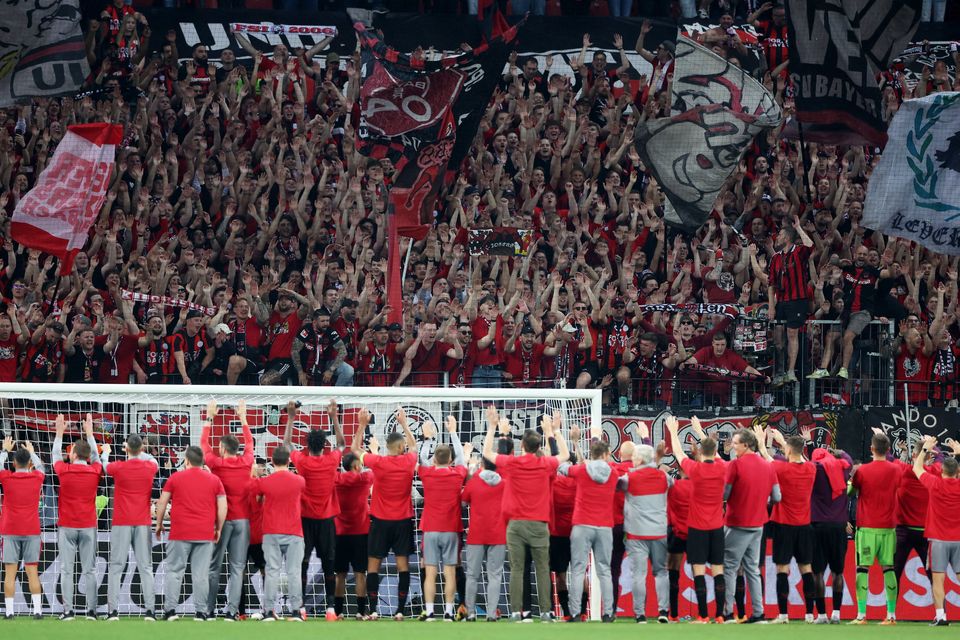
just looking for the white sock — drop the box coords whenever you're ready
[5,597,13,615]
[445,603,454,615]
[31,594,41,615]
[937,608,946,620]
[425,603,434,615]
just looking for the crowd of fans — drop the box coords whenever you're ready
[0,2,958,411]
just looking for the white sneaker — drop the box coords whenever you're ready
[814,614,828,624]
[830,613,841,624]
[771,614,789,624]
[805,614,814,624]
[250,612,264,621]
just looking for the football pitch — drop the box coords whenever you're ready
[1,618,950,638]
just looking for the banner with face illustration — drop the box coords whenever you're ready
[635,36,781,231]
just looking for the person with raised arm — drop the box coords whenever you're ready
[105,433,158,621]
[0,436,45,619]
[284,398,346,620]
[913,435,960,626]
[52,413,105,621]
[255,444,307,622]
[563,419,619,623]
[200,400,254,621]
[667,415,727,623]
[351,407,417,620]
[483,407,568,622]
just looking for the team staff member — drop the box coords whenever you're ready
[0,437,45,619]
[723,428,780,623]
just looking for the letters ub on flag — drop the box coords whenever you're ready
[11,123,123,274]
[0,0,89,106]
[863,93,960,253]
[784,0,921,146]
[636,36,781,231]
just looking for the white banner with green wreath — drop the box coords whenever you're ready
[864,92,960,253]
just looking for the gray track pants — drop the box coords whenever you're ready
[206,519,249,615]
[723,527,764,618]
[569,525,614,618]
[164,540,213,613]
[59,527,98,612]
[465,544,505,617]
[108,525,155,613]
[625,537,669,616]
[263,534,305,613]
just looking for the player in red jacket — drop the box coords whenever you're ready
[914,435,960,626]
[462,445,506,621]
[255,445,308,622]
[0,437,45,619]
[416,416,467,621]
[351,407,417,620]
[283,399,345,620]
[334,452,373,619]
[52,413,105,620]
[105,433,159,620]
[200,400,254,621]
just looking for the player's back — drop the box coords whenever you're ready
[853,459,901,528]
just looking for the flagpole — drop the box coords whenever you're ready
[796,118,813,205]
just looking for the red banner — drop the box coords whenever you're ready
[10,123,123,274]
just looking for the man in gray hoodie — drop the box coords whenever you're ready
[620,443,671,623]
[461,450,506,621]
[561,425,620,623]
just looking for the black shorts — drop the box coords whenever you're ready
[248,543,266,571]
[667,527,687,555]
[550,535,571,572]
[368,517,414,559]
[778,299,810,330]
[574,362,599,383]
[335,534,369,573]
[772,523,814,566]
[303,517,337,571]
[687,527,724,566]
[264,358,295,383]
[812,522,848,574]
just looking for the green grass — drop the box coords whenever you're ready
[1,618,950,639]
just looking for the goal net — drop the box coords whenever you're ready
[0,384,600,619]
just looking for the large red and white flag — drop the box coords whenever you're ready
[11,123,123,275]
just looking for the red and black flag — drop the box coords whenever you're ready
[355,15,521,320]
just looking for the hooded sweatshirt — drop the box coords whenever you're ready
[462,469,506,545]
[620,462,671,539]
[562,459,619,528]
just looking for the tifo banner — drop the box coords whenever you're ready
[468,227,533,256]
[847,406,960,461]
[10,123,123,275]
[229,22,338,37]
[599,410,836,464]
[0,0,89,106]
[863,93,960,253]
[142,9,356,65]
[784,0,922,146]
[637,36,781,231]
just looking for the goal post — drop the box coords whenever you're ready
[0,383,603,619]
